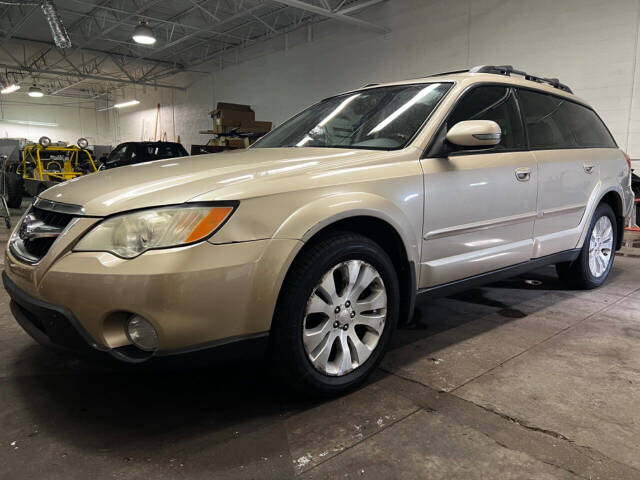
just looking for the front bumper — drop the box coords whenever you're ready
[4,237,302,361]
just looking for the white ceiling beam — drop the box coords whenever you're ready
[271,0,387,33]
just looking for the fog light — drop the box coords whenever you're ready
[125,315,158,351]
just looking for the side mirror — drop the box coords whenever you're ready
[445,120,501,147]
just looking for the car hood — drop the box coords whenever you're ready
[40,147,395,216]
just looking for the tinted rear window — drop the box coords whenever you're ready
[517,90,616,149]
[561,101,617,148]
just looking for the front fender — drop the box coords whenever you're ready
[272,191,422,267]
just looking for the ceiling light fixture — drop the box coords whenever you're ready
[28,85,44,98]
[132,21,156,45]
[1,84,20,94]
[114,100,140,108]
[5,119,58,127]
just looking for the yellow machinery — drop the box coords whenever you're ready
[18,136,97,199]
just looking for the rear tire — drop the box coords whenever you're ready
[270,232,399,397]
[556,203,616,289]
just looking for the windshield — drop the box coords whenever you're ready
[252,82,451,150]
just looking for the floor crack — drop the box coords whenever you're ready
[470,402,573,443]
[379,369,640,478]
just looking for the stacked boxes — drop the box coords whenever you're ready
[200,102,272,135]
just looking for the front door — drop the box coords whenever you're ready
[419,86,538,288]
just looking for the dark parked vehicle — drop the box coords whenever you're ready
[101,141,188,169]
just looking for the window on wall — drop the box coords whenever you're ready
[517,89,616,149]
[447,86,525,149]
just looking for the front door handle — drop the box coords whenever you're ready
[584,163,594,174]
[515,167,531,182]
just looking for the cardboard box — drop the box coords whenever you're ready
[226,138,250,149]
[250,121,272,134]
[210,103,255,129]
[209,103,272,135]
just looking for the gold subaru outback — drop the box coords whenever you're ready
[4,65,634,395]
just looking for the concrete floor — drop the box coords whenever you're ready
[1,205,640,479]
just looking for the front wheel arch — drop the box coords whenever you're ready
[276,215,415,328]
[269,231,400,395]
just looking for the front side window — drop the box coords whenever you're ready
[447,86,525,149]
[107,144,131,163]
[253,83,452,150]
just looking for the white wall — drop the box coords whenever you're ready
[0,93,115,147]
[113,72,213,151]
[115,0,640,158]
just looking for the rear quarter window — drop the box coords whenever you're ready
[517,89,616,149]
[561,102,617,148]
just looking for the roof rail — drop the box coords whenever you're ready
[427,69,469,77]
[469,64,573,94]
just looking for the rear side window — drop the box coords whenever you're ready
[517,90,575,148]
[561,102,616,148]
[447,86,525,149]
[517,90,616,149]
[145,144,185,160]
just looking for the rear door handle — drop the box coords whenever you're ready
[515,167,531,182]
[584,163,594,174]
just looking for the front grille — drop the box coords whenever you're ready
[21,206,75,260]
[32,206,75,229]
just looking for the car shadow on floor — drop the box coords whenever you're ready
[7,263,614,456]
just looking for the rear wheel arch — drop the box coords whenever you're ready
[598,190,624,250]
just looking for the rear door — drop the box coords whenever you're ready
[420,85,538,288]
[517,90,615,257]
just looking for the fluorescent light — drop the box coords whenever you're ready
[28,86,44,98]
[133,22,156,45]
[318,94,360,127]
[114,100,140,108]
[368,84,439,134]
[1,84,20,94]
[296,94,361,147]
[5,119,58,127]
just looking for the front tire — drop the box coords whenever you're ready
[270,232,399,397]
[556,203,616,289]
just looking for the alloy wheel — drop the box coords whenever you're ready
[588,215,614,278]
[302,260,387,376]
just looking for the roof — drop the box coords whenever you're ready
[355,67,588,106]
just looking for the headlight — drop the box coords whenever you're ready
[74,204,236,258]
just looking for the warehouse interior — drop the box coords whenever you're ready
[1,0,640,478]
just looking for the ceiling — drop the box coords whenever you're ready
[0,0,387,102]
